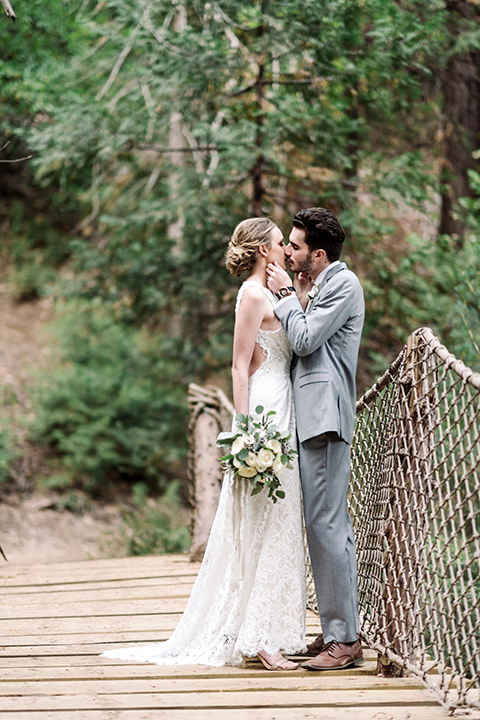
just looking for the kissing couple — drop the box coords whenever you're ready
[103,207,365,671]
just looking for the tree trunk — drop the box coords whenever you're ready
[168,7,187,253]
[439,0,480,242]
[252,61,265,217]
[251,8,266,217]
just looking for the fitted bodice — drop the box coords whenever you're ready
[235,281,293,380]
[235,281,295,437]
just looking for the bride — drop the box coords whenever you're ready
[102,217,307,670]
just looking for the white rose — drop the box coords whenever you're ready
[231,436,245,455]
[257,448,275,468]
[273,453,284,474]
[233,456,242,468]
[246,451,259,468]
[243,433,255,446]
[237,464,257,478]
[267,439,282,454]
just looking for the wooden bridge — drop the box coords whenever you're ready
[1,553,450,720]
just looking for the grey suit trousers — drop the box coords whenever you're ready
[299,432,359,643]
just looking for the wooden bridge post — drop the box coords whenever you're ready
[189,408,223,561]
[188,383,235,562]
[377,331,437,676]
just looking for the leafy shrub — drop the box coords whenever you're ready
[0,425,19,485]
[449,253,480,372]
[31,300,189,494]
[5,201,74,302]
[451,169,480,372]
[120,481,191,556]
[10,259,56,302]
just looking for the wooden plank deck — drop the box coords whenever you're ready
[0,554,450,720]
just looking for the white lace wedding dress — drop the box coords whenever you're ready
[102,282,306,666]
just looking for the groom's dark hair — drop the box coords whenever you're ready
[292,207,345,261]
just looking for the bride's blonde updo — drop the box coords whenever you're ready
[225,217,277,277]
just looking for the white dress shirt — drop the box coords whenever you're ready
[276,260,341,309]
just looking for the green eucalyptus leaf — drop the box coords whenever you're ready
[216,432,238,446]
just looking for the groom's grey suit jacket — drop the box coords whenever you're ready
[275,262,364,444]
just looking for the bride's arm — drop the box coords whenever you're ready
[231,286,267,416]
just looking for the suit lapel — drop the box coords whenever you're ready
[323,262,346,285]
[306,262,346,313]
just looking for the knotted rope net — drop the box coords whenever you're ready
[345,326,480,712]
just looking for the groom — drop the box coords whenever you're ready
[266,207,364,670]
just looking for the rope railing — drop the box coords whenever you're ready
[349,327,480,712]
[187,327,480,712]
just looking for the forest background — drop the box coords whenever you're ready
[1,0,479,556]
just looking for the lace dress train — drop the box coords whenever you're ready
[102,282,306,666]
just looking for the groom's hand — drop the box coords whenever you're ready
[295,272,314,310]
[266,261,293,294]
[296,272,313,295]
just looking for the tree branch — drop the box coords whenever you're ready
[107,78,139,112]
[1,0,16,21]
[211,3,257,32]
[0,155,33,163]
[140,77,156,141]
[202,110,226,188]
[137,142,251,153]
[0,140,32,163]
[96,26,140,101]
[182,126,205,177]
[142,4,191,56]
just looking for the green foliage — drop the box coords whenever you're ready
[0,424,19,485]
[0,4,89,286]
[448,169,480,371]
[31,301,188,494]
[387,230,480,373]
[10,258,56,302]
[13,0,451,384]
[0,1,88,132]
[450,270,480,373]
[425,538,479,680]
[1,0,479,498]
[121,481,191,555]
[40,472,76,492]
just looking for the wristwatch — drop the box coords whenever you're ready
[275,286,295,300]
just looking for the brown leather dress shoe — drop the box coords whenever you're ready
[302,639,364,671]
[295,633,325,657]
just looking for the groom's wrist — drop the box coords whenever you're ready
[274,286,295,300]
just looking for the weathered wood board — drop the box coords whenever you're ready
[0,554,449,720]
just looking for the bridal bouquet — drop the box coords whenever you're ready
[216,406,297,503]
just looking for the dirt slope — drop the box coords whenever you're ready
[0,294,122,565]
